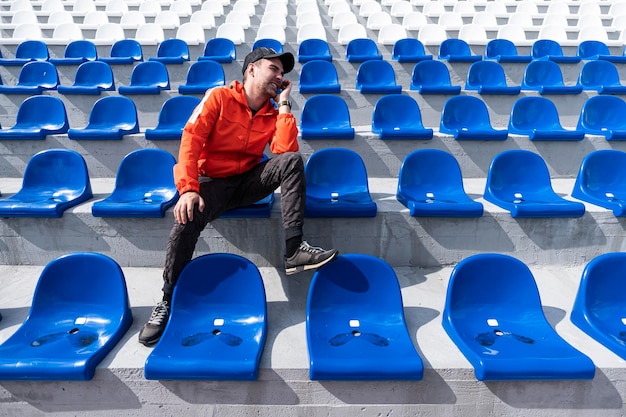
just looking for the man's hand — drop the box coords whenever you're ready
[174,191,205,224]
[275,79,292,103]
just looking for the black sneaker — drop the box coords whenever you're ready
[285,241,338,275]
[138,300,169,346]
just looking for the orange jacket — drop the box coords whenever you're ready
[174,81,299,194]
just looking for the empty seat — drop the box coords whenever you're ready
[148,38,190,64]
[68,96,139,140]
[397,149,483,217]
[176,22,206,45]
[178,60,225,95]
[216,23,246,45]
[58,60,115,95]
[145,95,200,140]
[577,95,626,140]
[0,96,69,139]
[144,253,267,380]
[92,149,178,217]
[0,252,132,380]
[402,11,428,31]
[366,11,392,30]
[438,38,482,62]
[118,61,170,95]
[484,150,585,217]
[189,10,216,29]
[299,60,340,94]
[484,39,532,63]
[297,23,327,44]
[378,23,408,45]
[458,24,489,45]
[307,254,423,380]
[0,40,49,66]
[255,24,286,44]
[199,37,236,63]
[338,23,367,45]
[521,60,583,94]
[81,10,110,31]
[0,61,59,95]
[304,148,377,218]
[155,10,181,29]
[300,95,355,140]
[572,150,626,216]
[225,10,251,29]
[465,61,521,95]
[298,38,332,62]
[443,253,595,381]
[531,39,581,63]
[440,96,508,140]
[508,96,585,141]
[134,23,165,45]
[49,40,98,65]
[49,22,84,45]
[417,23,447,45]
[252,38,283,53]
[372,94,433,140]
[392,38,432,62]
[571,253,626,361]
[98,39,144,64]
[169,0,193,17]
[345,38,382,62]
[577,60,626,94]
[577,40,626,63]
[410,60,461,94]
[0,149,93,217]
[90,22,126,46]
[356,60,402,94]
[10,22,44,42]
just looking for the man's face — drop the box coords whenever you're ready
[253,58,285,97]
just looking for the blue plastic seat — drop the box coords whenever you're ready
[307,254,423,380]
[98,39,144,64]
[144,253,267,380]
[484,39,532,63]
[0,149,92,217]
[0,61,59,95]
[571,252,626,361]
[49,40,98,65]
[299,60,341,94]
[508,96,585,141]
[410,60,461,94]
[440,96,508,140]
[92,149,178,217]
[391,38,432,63]
[397,149,483,217]
[0,40,49,66]
[484,150,585,218]
[118,61,170,94]
[438,38,482,62]
[298,38,332,63]
[371,94,433,139]
[443,253,595,381]
[521,60,583,94]
[345,38,382,62]
[304,148,377,217]
[300,95,355,139]
[0,252,132,380]
[576,60,626,94]
[198,37,236,63]
[577,40,626,63]
[0,96,69,140]
[57,60,115,95]
[465,61,521,95]
[148,38,190,64]
[68,96,139,140]
[356,60,402,94]
[145,95,200,140]
[577,95,626,140]
[252,38,283,53]
[178,60,225,94]
[532,39,581,63]
[571,149,626,216]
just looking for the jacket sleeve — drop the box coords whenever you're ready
[174,88,220,194]
[268,113,299,154]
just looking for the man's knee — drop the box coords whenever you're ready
[278,152,304,171]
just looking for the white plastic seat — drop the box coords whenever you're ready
[577,14,604,30]
[367,11,392,30]
[261,12,287,29]
[135,22,165,45]
[225,11,251,29]
[578,26,609,42]
[81,10,110,30]
[296,2,319,16]
[452,1,476,17]
[337,22,367,45]
[472,11,498,30]
[189,10,216,29]
[120,11,146,29]
[105,0,129,17]
[176,21,205,44]
[90,22,125,45]
[2,9,38,29]
[50,22,84,44]
[485,2,507,16]
[72,0,97,16]
[538,24,569,42]
[417,23,447,45]
[422,2,445,18]
[297,23,327,43]
[402,11,428,30]
[216,22,246,44]
[43,10,74,29]
[390,1,413,18]
[438,12,463,30]
[458,24,488,45]
[154,10,180,29]
[297,11,322,28]
[496,24,529,45]
[515,2,538,15]
[255,24,285,44]
[41,0,65,13]
[332,11,358,30]
[378,23,407,45]
[11,23,44,41]
[265,2,288,16]
[169,0,192,18]
[546,2,571,16]
[359,0,382,17]
[611,14,626,31]
[609,2,626,18]
[541,14,568,29]
[201,1,224,17]
[139,0,162,18]
[508,12,534,29]
[232,0,256,16]
[328,1,351,18]
[576,2,602,17]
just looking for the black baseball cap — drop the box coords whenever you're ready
[242,47,295,75]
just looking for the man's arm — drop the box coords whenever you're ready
[269,79,299,154]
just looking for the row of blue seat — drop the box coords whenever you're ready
[4,146,626,219]
[2,249,624,381]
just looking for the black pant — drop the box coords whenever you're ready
[161,152,305,296]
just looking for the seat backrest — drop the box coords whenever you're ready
[11,9,38,24]
[332,10,357,30]
[366,11,391,30]
[21,149,91,197]
[215,23,246,44]
[466,61,507,87]
[155,95,200,128]
[15,40,49,60]
[154,10,181,28]
[412,60,454,87]
[458,24,487,43]
[298,38,331,59]
[297,23,327,43]
[52,22,84,41]
[578,95,626,130]
[532,39,564,58]
[301,95,352,130]
[12,23,43,40]
[378,23,407,45]
[83,10,110,26]
[402,11,427,30]
[577,40,610,59]
[417,23,447,44]
[255,24,286,44]
[184,60,225,87]
[189,10,215,29]
[64,39,97,60]
[441,95,495,130]
[203,37,236,60]
[129,60,169,85]
[109,39,143,60]
[88,96,138,126]
[440,38,472,57]
[15,96,68,129]
[485,39,518,58]
[114,148,176,193]
[94,22,125,43]
[346,37,379,57]
[305,148,370,196]
[224,10,251,28]
[486,150,554,198]
[578,60,621,87]
[135,23,165,44]
[337,22,367,44]
[47,10,74,25]
[523,60,565,87]
[156,38,189,59]
[18,61,59,87]
[398,149,465,197]
[73,60,114,87]
[176,22,205,44]
[509,96,563,131]
[356,59,397,87]
[393,37,426,57]
[574,150,626,196]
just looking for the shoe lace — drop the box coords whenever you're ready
[147,301,169,325]
[299,241,325,254]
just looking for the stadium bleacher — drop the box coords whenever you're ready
[1,0,626,414]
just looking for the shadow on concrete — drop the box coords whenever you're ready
[403,306,441,370]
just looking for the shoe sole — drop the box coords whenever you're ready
[285,250,338,275]
[138,335,161,347]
